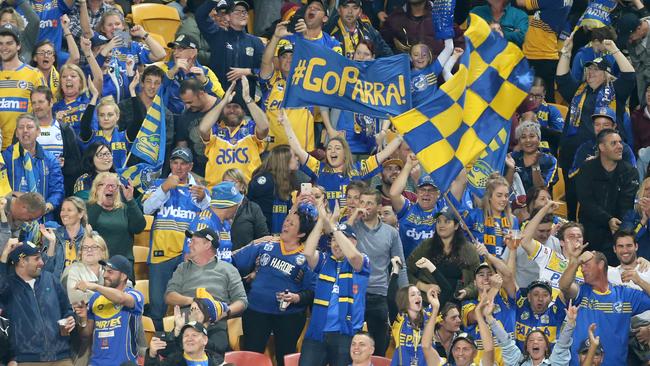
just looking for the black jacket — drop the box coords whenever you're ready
[576,158,639,250]
[145,349,223,366]
[231,197,270,250]
[61,121,82,197]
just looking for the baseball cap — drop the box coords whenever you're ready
[99,255,134,283]
[307,0,328,15]
[451,332,478,349]
[232,0,250,10]
[167,34,198,49]
[474,262,492,275]
[0,24,20,44]
[334,222,357,240]
[584,57,611,73]
[185,227,220,248]
[433,206,458,222]
[181,321,209,336]
[278,42,294,57]
[214,0,231,11]
[617,12,641,47]
[340,0,362,5]
[195,288,229,323]
[91,32,109,47]
[417,175,439,189]
[170,146,193,163]
[382,158,404,169]
[591,106,616,123]
[210,181,244,208]
[578,337,604,355]
[527,280,552,295]
[9,241,40,263]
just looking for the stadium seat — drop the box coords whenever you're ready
[131,3,181,47]
[228,317,244,351]
[142,316,155,345]
[133,246,149,280]
[163,315,175,332]
[134,279,149,305]
[283,353,300,366]
[224,351,272,366]
[134,215,153,247]
[548,102,569,120]
[371,355,392,366]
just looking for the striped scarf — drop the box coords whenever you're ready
[11,143,37,193]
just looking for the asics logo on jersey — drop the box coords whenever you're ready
[0,97,28,112]
[159,206,197,220]
[215,147,249,164]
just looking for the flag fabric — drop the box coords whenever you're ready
[391,14,533,193]
[118,92,167,192]
[283,37,412,118]
[466,121,511,198]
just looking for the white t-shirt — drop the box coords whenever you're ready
[608,264,650,322]
[38,120,63,159]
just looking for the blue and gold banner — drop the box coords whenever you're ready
[467,122,511,198]
[392,14,532,193]
[283,37,412,118]
[118,92,166,192]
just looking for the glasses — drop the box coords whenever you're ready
[81,245,101,251]
[95,151,112,159]
[36,50,54,57]
[98,183,117,190]
[231,8,248,15]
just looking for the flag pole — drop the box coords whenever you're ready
[443,191,478,244]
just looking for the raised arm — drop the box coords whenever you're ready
[61,16,79,65]
[474,297,496,366]
[603,39,634,73]
[422,289,443,366]
[240,76,269,140]
[79,77,100,142]
[442,47,463,81]
[476,243,517,298]
[389,153,416,213]
[80,37,103,93]
[198,82,237,141]
[520,200,559,256]
[279,109,309,164]
[261,22,291,79]
[557,31,574,76]
[76,281,135,308]
[582,323,601,366]
[374,133,402,163]
[558,243,589,301]
[78,0,93,39]
[304,213,324,270]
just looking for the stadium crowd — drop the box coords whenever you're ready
[1,0,650,365]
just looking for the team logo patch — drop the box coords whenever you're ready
[540,315,549,324]
[263,243,273,251]
[295,254,305,265]
[260,253,271,266]
[257,176,266,185]
[17,80,27,89]
[245,47,254,56]
[613,301,623,313]
[521,311,529,320]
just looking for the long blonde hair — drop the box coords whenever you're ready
[222,168,248,195]
[481,174,512,219]
[636,177,650,214]
[88,172,124,209]
[327,136,355,176]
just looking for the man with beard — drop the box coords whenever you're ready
[375,158,416,207]
[198,76,269,189]
[0,239,76,365]
[75,255,145,366]
[175,79,220,177]
[576,129,639,264]
[514,280,566,352]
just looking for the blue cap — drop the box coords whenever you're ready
[99,255,134,283]
[591,107,617,123]
[417,175,439,189]
[210,181,243,208]
[9,241,40,263]
[334,223,357,239]
[91,32,109,47]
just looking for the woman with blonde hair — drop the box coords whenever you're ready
[465,175,519,259]
[41,197,90,279]
[87,172,146,263]
[62,231,109,304]
[79,74,144,168]
[222,168,269,250]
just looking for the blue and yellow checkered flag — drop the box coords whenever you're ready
[118,91,167,192]
[391,14,532,193]
[466,122,511,198]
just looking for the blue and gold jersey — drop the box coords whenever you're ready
[390,308,434,366]
[396,198,446,259]
[462,289,516,365]
[411,61,443,107]
[142,181,205,264]
[569,284,650,366]
[184,208,233,262]
[522,0,571,60]
[465,209,519,259]
[232,238,315,315]
[29,0,71,52]
[515,289,566,351]
[53,93,90,136]
[301,154,381,210]
[536,102,565,132]
[0,64,46,149]
[88,288,144,366]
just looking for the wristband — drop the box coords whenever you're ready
[143,33,150,40]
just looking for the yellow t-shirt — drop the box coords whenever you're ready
[0,64,46,149]
[522,0,568,60]
[204,133,264,190]
[261,70,315,152]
